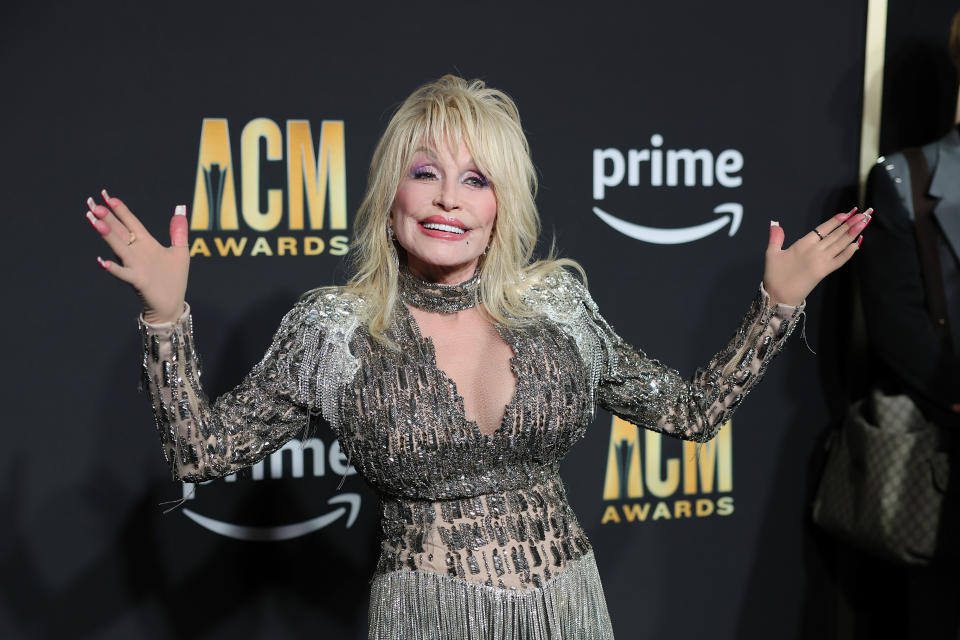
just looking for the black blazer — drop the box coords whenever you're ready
[862,126,960,429]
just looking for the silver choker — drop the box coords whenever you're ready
[398,267,480,313]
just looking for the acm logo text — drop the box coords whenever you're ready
[189,118,350,258]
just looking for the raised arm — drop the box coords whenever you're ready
[138,301,315,481]
[590,209,870,441]
[85,191,313,480]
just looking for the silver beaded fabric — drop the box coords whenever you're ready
[138,270,804,639]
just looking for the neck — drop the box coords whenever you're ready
[398,264,481,313]
[406,259,479,285]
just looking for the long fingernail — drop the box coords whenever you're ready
[96,256,109,270]
[857,235,863,247]
[86,196,96,212]
[86,210,98,228]
[770,220,779,227]
[175,205,186,216]
[863,207,873,219]
[846,206,857,216]
[101,188,111,201]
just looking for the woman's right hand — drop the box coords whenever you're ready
[86,190,190,324]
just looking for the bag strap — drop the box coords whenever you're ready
[903,148,954,350]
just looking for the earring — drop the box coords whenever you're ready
[387,224,399,270]
[482,243,489,256]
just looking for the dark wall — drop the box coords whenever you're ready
[0,1,903,638]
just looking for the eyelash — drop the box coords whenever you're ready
[411,166,489,188]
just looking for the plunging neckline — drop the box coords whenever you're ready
[399,303,520,440]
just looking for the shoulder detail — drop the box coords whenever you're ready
[268,286,363,431]
[521,268,612,419]
[520,269,590,320]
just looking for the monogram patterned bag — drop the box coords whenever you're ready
[813,389,950,565]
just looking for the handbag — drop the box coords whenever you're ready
[813,389,950,564]
[812,148,954,565]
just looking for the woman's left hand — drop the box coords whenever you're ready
[762,207,871,307]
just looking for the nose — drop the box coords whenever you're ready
[433,177,460,211]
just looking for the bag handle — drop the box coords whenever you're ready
[903,148,954,351]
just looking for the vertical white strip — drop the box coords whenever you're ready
[859,0,889,202]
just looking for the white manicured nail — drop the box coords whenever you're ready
[101,189,111,200]
[87,196,96,211]
[770,220,779,226]
[86,211,97,225]
[175,205,186,216]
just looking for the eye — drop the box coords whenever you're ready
[464,172,489,188]
[411,164,438,180]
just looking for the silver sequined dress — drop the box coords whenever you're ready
[138,269,803,639]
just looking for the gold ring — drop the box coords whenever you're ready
[127,232,137,246]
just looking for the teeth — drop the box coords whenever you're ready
[422,222,465,234]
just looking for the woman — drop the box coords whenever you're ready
[86,75,869,638]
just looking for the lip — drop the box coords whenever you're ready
[420,215,469,230]
[417,215,470,241]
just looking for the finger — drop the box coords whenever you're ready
[102,192,148,236]
[830,235,861,264]
[822,212,867,251]
[768,220,785,251]
[86,207,134,258]
[86,196,110,220]
[86,194,130,238]
[170,205,189,247]
[843,208,873,237]
[96,256,137,285]
[813,207,858,241]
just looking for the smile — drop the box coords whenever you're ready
[421,222,465,234]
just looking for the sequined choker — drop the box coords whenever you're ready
[398,266,480,313]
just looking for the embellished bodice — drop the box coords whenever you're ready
[137,268,804,592]
[340,298,595,587]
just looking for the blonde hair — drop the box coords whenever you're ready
[345,75,583,344]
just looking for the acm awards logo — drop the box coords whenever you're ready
[592,134,745,244]
[600,416,734,525]
[180,436,363,541]
[188,117,350,258]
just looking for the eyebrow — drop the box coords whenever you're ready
[411,147,439,161]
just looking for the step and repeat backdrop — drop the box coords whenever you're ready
[2,1,919,638]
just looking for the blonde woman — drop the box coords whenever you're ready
[86,75,869,638]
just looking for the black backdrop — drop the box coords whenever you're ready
[1,1,955,638]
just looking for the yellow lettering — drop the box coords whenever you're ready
[621,502,651,522]
[191,118,239,231]
[329,234,350,256]
[603,416,643,500]
[683,421,733,494]
[189,237,211,257]
[673,500,692,518]
[601,505,622,524]
[652,502,672,520]
[695,498,715,517]
[304,236,325,256]
[240,118,283,232]
[277,236,297,256]
[645,431,680,497]
[716,496,735,516]
[250,236,273,256]
[287,120,347,231]
[213,236,247,256]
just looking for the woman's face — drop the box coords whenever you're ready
[390,140,497,284]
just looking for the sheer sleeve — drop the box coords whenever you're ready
[138,298,321,482]
[589,282,804,442]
